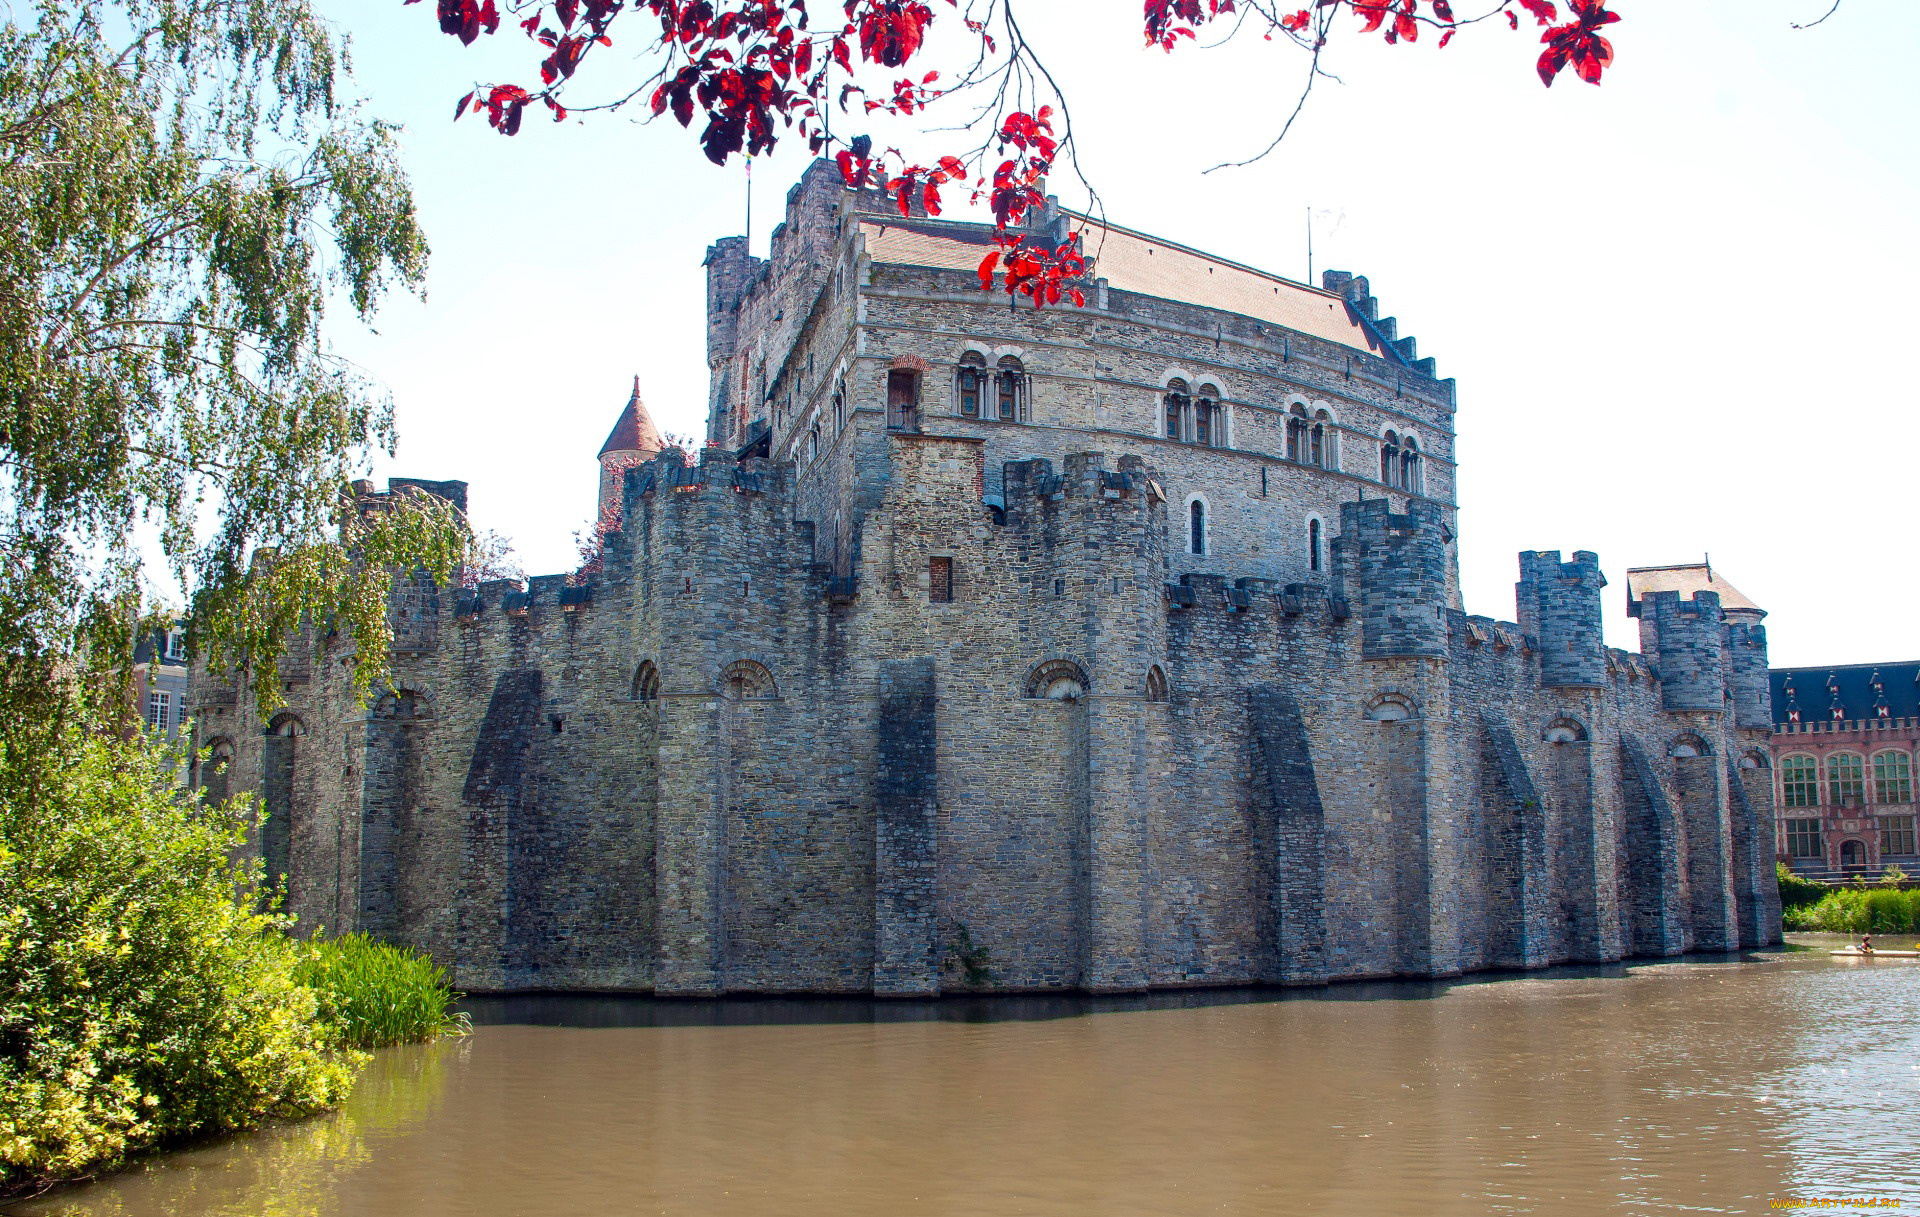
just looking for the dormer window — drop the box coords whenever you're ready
[164,629,186,662]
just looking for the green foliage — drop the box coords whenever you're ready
[1782,886,1920,934]
[1777,861,1828,911]
[294,934,468,1051]
[0,719,363,1197]
[0,0,466,725]
[942,922,993,988]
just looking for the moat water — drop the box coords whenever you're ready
[11,936,1920,1217]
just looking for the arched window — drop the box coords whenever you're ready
[632,660,660,703]
[1544,716,1588,743]
[1667,733,1710,758]
[1829,753,1865,805]
[1780,754,1820,808]
[1380,430,1398,485]
[721,659,778,700]
[832,381,846,430]
[1873,750,1913,804]
[1308,518,1323,573]
[1195,384,1221,447]
[1287,404,1309,463]
[267,712,306,737]
[997,356,1026,421]
[1366,694,1416,721]
[1164,379,1190,441]
[1145,665,1169,703]
[955,351,986,417]
[1188,498,1207,556]
[808,422,820,463]
[1026,659,1090,701]
[1401,437,1422,494]
[1313,408,1336,470]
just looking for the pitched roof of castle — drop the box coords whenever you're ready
[1624,563,1764,615]
[599,377,666,459]
[856,215,1379,355]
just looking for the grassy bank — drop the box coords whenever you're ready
[0,725,463,1200]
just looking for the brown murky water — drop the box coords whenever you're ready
[11,937,1920,1217]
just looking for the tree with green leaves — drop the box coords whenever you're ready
[1,0,465,742]
[0,0,469,1192]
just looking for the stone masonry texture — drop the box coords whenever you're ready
[190,161,1782,994]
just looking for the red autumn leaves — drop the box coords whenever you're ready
[417,0,1623,308]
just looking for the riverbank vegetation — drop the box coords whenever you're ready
[0,724,465,1199]
[1779,863,1920,933]
[297,936,469,1051]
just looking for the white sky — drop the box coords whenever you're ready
[314,0,1918,668]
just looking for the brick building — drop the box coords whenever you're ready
[191,161,1781,995]
[1770,661,1920,877]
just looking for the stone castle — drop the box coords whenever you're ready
[191,160,1782,995]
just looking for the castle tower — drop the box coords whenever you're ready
[1515,550,1607,688]
[1335,498,1450,660]
[598,377,666,514]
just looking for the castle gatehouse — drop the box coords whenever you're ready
[191,161,1782,994]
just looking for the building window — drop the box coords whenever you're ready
[1313,409,1336,469]
[1188,499,1207,556]
[146,690,171,731]
[956,352,986,417]
[164,629,186,662]
[887,369,920,431]
[1288,405,1309,463]
[1164,379,1189,441]
[996,356,1025,421]
[1786,818,1823,859]
[1380,429,1398,484]
[832,383,845,430]
[929,557,953,603]
[1308,518,1323,573]
[632,660,660,703]
[1781,754,1820,808]
[1401,438,1422,494]
[808,423,820,463]
[1195,384,1221,447]
[1829,753,1865,806]
[1874,751,1913,804]
[1145,665,1169,703]
[1881,815,1916,856]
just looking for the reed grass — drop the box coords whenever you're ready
[294,934,469,1050]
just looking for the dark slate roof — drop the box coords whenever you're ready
[599,377,666,459]
[1771,661,1920,724]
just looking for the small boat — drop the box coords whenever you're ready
[1830,948,1920,958]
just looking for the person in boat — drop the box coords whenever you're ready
[1860,932,1874,954]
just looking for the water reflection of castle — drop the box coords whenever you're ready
[192,161,1782,994]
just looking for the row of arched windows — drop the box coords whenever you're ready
[1380,430,1423,494]
[956,352,1028,421]
[1286,404,1337,469]
[1164,379,1223,447]
[1779,751,1914,809]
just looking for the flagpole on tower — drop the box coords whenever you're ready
[1306,205,1314,286]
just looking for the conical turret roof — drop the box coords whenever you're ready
[599,376,667,459]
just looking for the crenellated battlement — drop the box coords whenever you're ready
[1333,497,1450,660]
[1638,589,1728,714]
[1515,549,1607,689]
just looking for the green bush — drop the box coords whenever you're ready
[1778,862,1828,910]
[295,934,467,1050]
[1782,886,1920,934]
[0,723,362,1196]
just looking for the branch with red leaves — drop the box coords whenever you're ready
[409,0,1623,310]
